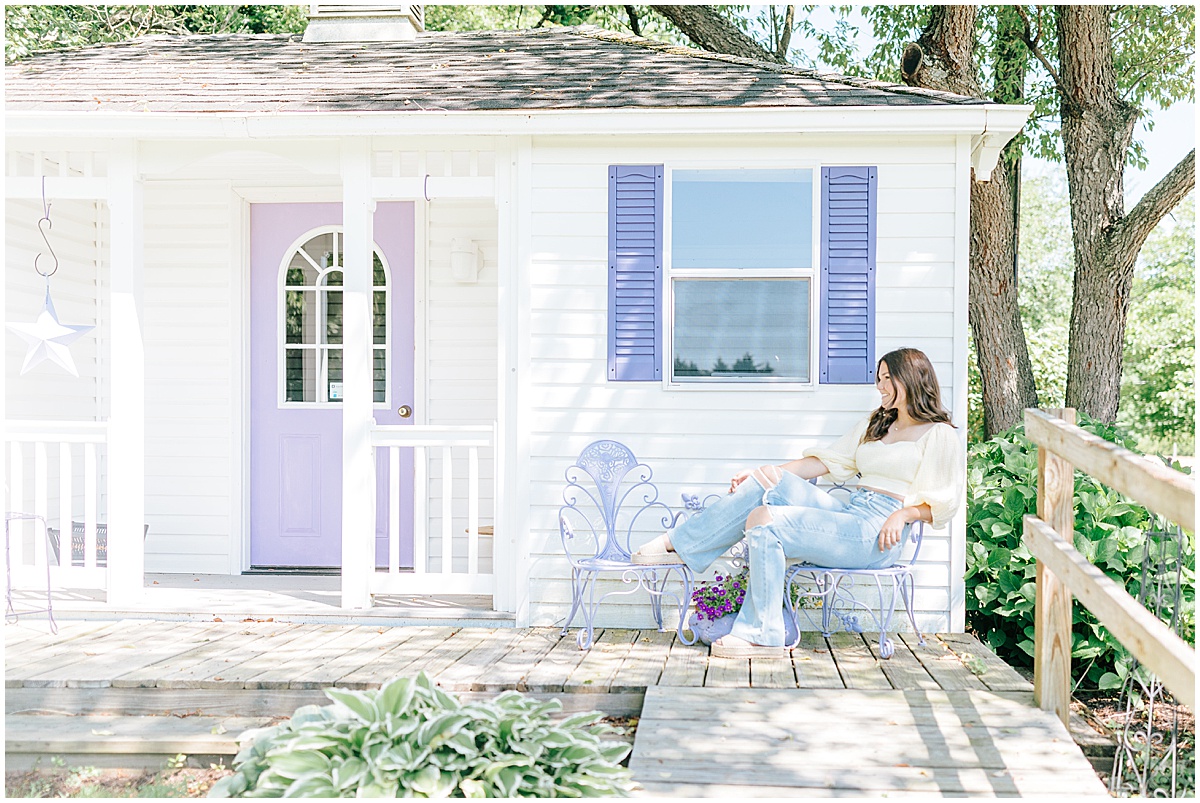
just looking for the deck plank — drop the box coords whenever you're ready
[523,628,599,693]
[656,635,707,687]
[826,631,890,689]
[900,632,989,691]
[241,624,374,690]
[286,625,430,690]
[563,629,638,693]
[860,631,940,690]
[441,628,530,692]
[750,657,796,689]
[937,632,1034,691]
[792,631,843,688]
[114,622,301,689]
[611,630,674,693]
[470,628,563,692]
[334,626,454,688]
[703,654,748,688]
[5,621,134,678]
[401,628,509,689]
[13,621,196,687]
[630,687,1109,796]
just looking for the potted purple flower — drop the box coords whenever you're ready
[687,566,819,645]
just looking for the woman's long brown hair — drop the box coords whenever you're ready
[863,348,954,443]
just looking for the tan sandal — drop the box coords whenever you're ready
[631,534,684,565]
[710,637,787,659]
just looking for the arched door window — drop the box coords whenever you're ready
[280,228,389,405]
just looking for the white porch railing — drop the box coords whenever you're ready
[4,421,109,590]
[370,423,496,596]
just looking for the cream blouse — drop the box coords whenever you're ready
[801,415,965,529]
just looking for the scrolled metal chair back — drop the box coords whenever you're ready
[559,440,673,563]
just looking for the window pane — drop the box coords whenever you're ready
[373,348,387,403]
[672,169,813,269]
[373,291,387,344]
[285,289,315,345]
[301,231,338,271]
[673,279,809,382]
[324,289,343,344]
[327,348,343,403]
[373,253,387,286]
[285,348,316,402]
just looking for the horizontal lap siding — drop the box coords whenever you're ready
[526,137,961,632]
[426,201,498,565]
[143,182,234,574]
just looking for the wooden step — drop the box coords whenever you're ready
[4,713,275,771]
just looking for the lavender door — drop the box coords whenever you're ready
[250,203,415,568]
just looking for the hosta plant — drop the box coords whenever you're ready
[209,672,634,798]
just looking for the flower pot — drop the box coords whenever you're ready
[687,609,799,647]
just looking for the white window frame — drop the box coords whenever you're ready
[663,162,821,391]
[276,224,393,410]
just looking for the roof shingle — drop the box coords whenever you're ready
[5,25,990,114]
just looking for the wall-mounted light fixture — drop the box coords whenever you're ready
[449,237,482,283]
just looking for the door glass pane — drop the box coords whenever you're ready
[373,348,387,403]
[373,291,387,344]
[324,289,343,344]
[302,231,337,270]
[285,290,315,344]
[286,262,317,286]
[373,253,387,286]
[672,278,810,382]
[285,348,317,402]
[326,348,343,403]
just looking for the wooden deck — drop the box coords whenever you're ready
[4,620,1109,796]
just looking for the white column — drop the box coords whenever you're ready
[106,143,146,605]
[340,140,376,609]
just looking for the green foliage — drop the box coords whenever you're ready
[5,5,308,62]
[965,417,1195,690]
[1118,195,1195,455]
[208,672,634,798]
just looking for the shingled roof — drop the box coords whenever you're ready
[5,25,989,114]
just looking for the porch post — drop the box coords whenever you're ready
[340,140,375,609]
[106,143,146,605]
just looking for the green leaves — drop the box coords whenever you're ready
[211,670,635,798]
[965,417,1195,691]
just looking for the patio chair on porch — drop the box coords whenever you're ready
[46,522,149,568]
[558,440,697,650]
[780,483,927,658]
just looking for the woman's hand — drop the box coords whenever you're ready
[729,469,753,493]
[877,511,909,552]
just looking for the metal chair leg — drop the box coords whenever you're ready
[561,567,585,636]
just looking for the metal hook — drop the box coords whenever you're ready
[423,174,431,202]
[34,176,58,279]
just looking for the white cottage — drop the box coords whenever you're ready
[4,7,1030,632]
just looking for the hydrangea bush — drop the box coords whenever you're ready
[209,672,634,798]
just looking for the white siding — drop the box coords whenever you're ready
[142,181,236,574]
[523,135,966,633]
[423,199,498,572]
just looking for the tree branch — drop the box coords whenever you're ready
[776,5,795,62]
[1112,148,1196,259]
[1015,5,1073,106]
[650,5,780,63]
[624,5,642,37]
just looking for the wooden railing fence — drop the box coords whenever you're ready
[1023,408,1196,727]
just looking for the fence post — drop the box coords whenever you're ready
[1032,407,1076,728]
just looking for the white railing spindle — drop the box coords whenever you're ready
[84,443,97,569]
[34,442,48,565]
[413,444,427,574]
[468,446,479,576]
[59,442,72,565]
[10,442,25,566]
[441,445,453,575]
[388,445,400,575]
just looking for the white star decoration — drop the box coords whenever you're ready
[6,287,94,376]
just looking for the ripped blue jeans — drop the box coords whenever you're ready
[669,470,904,647]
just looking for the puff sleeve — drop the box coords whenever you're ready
[903,423,965,529]
[802,415,871,483]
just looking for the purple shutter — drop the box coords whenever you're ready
[608,165,664,381]
[820,166,877,384]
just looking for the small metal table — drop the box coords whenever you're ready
[5,512,58,633]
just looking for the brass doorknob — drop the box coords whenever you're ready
[398,405,413,418]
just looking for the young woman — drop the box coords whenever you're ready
[632,347,965,658]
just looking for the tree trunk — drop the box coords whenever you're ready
[649,5,781,62]
[1057,6,1195,422]
[903,5,1039,437]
